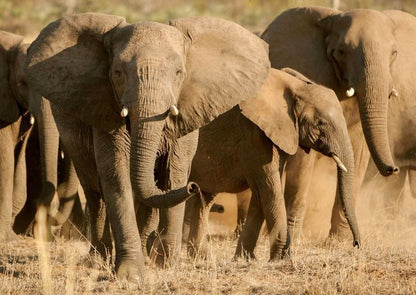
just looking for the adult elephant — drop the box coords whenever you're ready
[261,7,416,237]
[181,68,360,260]
[25,13,270,281]
[0,31,80,239]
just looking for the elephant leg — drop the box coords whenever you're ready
[284,149,316,239]
[330,126,370,237]
[93,126,145,280]
[12,125,33,222]
[136,201,159,259]
[234,189,251,237]
[50,157,80,227]
[50,106,111,256]
[182,198,192,245]
[246,149,288,261]
[154,204,185,266]
[234,193,264,260]
[0,127,17,242]
[152,132,199,266]
[186,192,214,258]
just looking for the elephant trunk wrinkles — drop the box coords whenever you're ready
[129,92,199,209]
[358,64,398,176]
[31,95,60,209]
[334,142,361,247]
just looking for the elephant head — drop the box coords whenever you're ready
[262,6,399,177]
[25,13,270,208]
[240,68,360,246]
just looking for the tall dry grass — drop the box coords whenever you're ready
[1,191,415,294]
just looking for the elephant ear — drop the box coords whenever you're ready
[0,31,23,123]
[261,6,340,91]
[166,16,270,137]
[25,13,126,131]
[240,69,299,155]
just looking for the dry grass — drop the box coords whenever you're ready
[1,200,416,295]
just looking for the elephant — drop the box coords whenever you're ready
[25,13,270,281]
[0,31,82,240]
[180,68,360,260]
[0,33,33,242]
[260,6,416,238]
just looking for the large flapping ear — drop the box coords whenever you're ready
[240,69,299,155]
[261,6,340,90]
[25,13,126,131]
[166,16,270,138]
[0,31,23,123]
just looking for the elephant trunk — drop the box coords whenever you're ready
[332,142,361,247]
[30,95,60,209]
[129,99,200,209]
[358,64,398,177]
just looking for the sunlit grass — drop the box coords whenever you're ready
[1,201,415,294]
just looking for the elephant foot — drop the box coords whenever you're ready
[269,246,291,262]
[187,242,208,259]
[149,239,180,268]
[116,259,144,284]
[233,249,256,261]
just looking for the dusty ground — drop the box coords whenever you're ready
[1,190,416,295]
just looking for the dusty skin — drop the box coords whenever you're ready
[0,192,415,294]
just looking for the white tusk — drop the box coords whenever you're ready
[60,150,65,160]
[120,106,128,117]
[346,87,355,97]
[332,155,348,173]
[170,105,179,116]
[30,114,35,125]
[390,88,399,98]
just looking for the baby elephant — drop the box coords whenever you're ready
[186,68,360,260]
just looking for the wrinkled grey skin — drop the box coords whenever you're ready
[181,68,360,260]
[261,7,416,237]
[25,13,270,281]
[0,31,80,239]
[0,31,78,242]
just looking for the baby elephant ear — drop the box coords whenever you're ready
[240,69,299,155]
[0,31,23,123]
[167,16,270,137]
[281,67,314,84]
[25,13,126,131]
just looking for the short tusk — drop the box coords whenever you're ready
[332,154,348,173]
[120,106,128,117]
[30,114,35,125]
[346,87,355,97]
[390,88,399,99]
[170,105,179,116]
[60,150,65,160]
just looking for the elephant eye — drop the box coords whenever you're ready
[317,119,328,127]
[113,70,122,78]
[391,49,398,59]
[176,69,183,76]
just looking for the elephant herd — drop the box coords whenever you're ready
[0,6,415,283]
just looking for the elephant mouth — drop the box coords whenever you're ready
[300,145,311,154]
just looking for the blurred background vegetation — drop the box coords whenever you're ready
[2,0,416,38]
